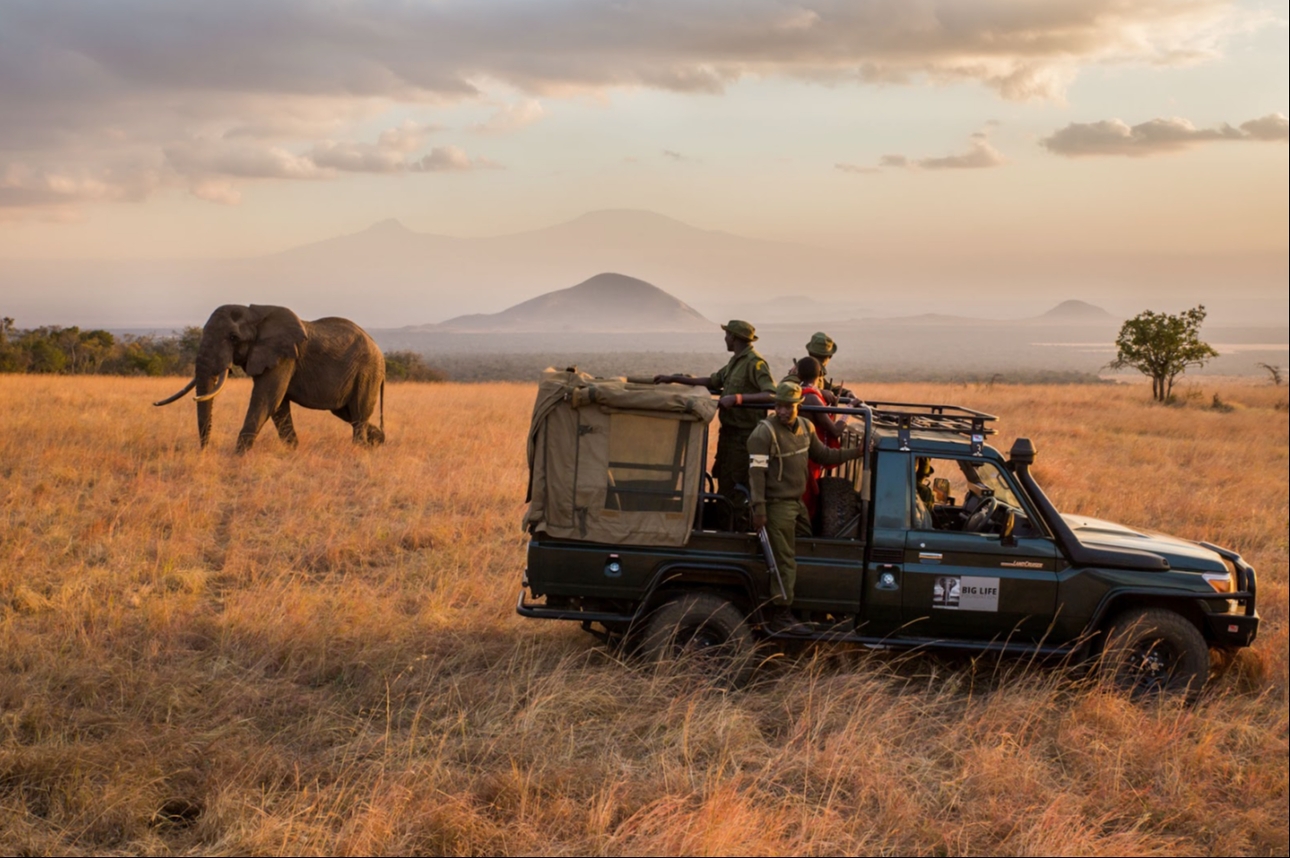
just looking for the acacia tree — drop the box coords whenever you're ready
[1109,305,1218,401]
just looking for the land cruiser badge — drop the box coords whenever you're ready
[933,576,1000,612]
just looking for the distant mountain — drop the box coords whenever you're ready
[1036,300,1115,323]
[2,208,1283,328]
[420,272,715,333]
[856,300,1117,326]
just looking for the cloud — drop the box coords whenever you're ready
[0,0,1250,115]
[164,141,330,181]
[309,141,408,173]
[0,0,1268,213]
[859,134,1005,173]
[310,122,441,172]
[0,162,159,211]
[158,127,490,202]
[470,100,545,133]
[189,179,241,206]
[1041,113,1289,156]
[410,146,503,172]
[1240,113,1290,141]
[378,121,444,153]
[918,136,1006,169]
[834,162,880,174]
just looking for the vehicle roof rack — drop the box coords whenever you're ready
[857,400,997,455]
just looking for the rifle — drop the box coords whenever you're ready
[757,526,789,603]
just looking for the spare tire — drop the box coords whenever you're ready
[818,476,859,538]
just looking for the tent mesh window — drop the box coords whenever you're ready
[604,413,689,513]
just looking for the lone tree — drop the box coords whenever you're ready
[1109,305,1218,402]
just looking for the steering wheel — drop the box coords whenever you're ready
[962,496,999,533]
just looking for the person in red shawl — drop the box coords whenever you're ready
[795,357,851,523]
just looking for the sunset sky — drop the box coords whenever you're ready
[1,0,1286,271]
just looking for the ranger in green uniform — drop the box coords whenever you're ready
[748,381,863,632]
[784,332,851,401]
[655,320,776,505]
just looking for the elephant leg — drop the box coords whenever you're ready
[349,373,384,447]
[351,421,384,446]
[271,400,299,449]
[237,366,292,453]
[330,405,366,445]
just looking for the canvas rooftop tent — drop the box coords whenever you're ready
[525,368,718,547]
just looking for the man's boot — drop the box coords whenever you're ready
[769,606,811,636]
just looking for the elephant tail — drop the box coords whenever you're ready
[379,379,385,433]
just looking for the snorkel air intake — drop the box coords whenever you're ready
[1008,437,1169,571]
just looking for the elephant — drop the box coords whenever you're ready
[155,304,385,452]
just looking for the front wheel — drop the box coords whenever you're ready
[1100,608,1210,699]
[638,592,755,687]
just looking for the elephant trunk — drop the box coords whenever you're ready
[194,365,226,449]
[194,369,229,402]
[196,396,213,449]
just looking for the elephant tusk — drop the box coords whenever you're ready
[153,378,197,406]
[194,369,229,403]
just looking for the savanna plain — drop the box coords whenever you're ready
[1,376,1286,856]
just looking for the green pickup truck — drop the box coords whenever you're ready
[517,370,1259,693]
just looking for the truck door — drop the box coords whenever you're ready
[856,449,910,636]
[900,455,1060,642]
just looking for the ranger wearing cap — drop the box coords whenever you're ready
[784,331,851,400]
[655,320,777,505]
[747,381,863,633]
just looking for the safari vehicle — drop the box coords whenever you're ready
[517,369,1259,692]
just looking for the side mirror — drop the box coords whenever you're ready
[932,477,951,503]
[1000,510,1017,547]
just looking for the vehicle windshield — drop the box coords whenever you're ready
[955,460,1022,508]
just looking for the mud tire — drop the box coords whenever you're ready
[1100,608,1210,700]
[639,592,755,687]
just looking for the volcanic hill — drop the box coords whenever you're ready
[422,272,715,333]
[1036,300,1115,323]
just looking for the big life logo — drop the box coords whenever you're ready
[932,576,1000,612]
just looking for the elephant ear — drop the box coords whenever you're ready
[245,305,307,377]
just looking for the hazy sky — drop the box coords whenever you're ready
[0,0,1287,263]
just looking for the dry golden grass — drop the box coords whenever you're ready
[1,375,1286,856]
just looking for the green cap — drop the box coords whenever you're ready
[774,381,804,404]
[721,320,757,342]
[806,332,837,357]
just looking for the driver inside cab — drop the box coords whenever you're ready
[913,457,937,529]
[915,458,935,506]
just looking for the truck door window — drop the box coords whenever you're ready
[605,413,690,513]
[912,457,1036,535]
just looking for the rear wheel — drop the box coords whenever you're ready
[1100,608,1210,699]
[639,592,755,687]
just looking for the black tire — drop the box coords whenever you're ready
[818,476,859,538]
[1100,608,1210,699]
[638,592,755,687]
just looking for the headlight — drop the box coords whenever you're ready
[1202,571,1241,613]
[1202,571,1235,593]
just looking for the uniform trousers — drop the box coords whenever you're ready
[764,497,811,606]
[715,429,753,504]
